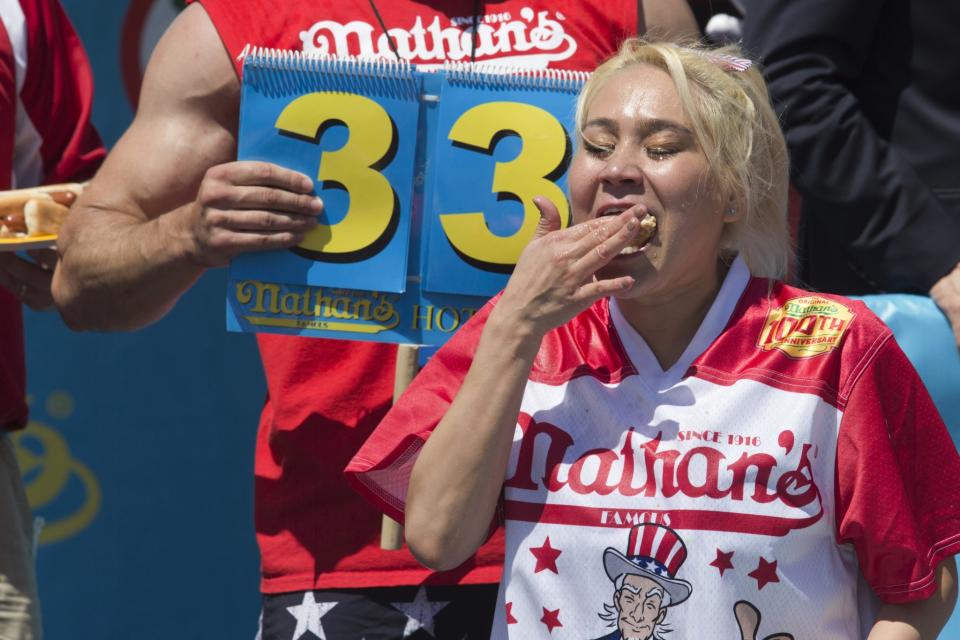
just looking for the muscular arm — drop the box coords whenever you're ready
[868,558,957,640]
[53,4,320,330]
[53,5,234,329]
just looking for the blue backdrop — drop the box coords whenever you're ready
[13,1,960,638]
[17,2,263,638]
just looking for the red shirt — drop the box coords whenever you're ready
[195,0,638,593]
[0,0,104,430]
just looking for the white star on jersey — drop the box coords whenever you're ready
[390,586,450,637]
[285,592,337,640]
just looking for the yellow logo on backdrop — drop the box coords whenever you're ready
[758,296,855,358]
[12,391,101,544]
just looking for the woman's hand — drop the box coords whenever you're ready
[494,197,645,339]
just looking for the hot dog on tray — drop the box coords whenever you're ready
[0,183,84,239]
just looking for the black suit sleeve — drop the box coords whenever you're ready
[741,0,960,293]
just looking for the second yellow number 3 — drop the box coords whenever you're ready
[440,102,570,268]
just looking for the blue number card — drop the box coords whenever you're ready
[227,51,587,346]
[423,67,583,297]
[233,51,421,294]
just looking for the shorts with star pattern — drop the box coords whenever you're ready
[258,584,498,640]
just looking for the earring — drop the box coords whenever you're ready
[726,206,737,219]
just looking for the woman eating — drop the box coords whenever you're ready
[346,39,958,639]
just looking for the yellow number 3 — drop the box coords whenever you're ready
[275,93,397,260]
[440,102,570,269]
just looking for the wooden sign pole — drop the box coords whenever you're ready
[380,344,420,550]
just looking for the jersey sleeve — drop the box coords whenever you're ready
[344,298,496,522]
[835,335,960,604]
[20,0,104,184]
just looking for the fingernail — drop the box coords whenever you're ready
[626,218,638,231]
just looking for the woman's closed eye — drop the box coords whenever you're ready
[646,146,678,160]
[581,137,614,157]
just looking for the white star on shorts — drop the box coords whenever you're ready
[285,592,337,640]
[390,586,450,638]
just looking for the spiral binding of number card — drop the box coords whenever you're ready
[443,61,590,93]
[240,47,589,99]
[242,48,419,100]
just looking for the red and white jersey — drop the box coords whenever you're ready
[0,0,102,189]
[347,256,960,639]
[0,0,103,430]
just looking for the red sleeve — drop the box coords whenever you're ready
[344,298,495,522]
[19,0,104,184]
[836,336,960,604]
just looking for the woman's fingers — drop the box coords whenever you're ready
[575,274,635,303]
[532,196,563,239]
[563,210,644,279]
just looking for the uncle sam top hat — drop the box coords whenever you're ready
[603,523,692,607]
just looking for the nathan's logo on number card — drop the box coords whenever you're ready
[234,281,402,335]
[758,296,854,358]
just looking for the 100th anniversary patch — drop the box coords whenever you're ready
[758,296,854,358]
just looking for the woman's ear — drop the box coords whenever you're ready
[724,194,745,222]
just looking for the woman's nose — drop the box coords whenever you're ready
[597,149,643,185]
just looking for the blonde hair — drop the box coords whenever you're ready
[575,39,792,279]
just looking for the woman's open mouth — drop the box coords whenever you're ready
[598,207,657,255]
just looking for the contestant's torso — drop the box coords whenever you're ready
[493,263,878,639]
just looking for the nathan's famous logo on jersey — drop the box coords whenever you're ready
[503,413,823,536]
[299,8,577,67]
[12,391,101,544]
[758,296,854,358]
